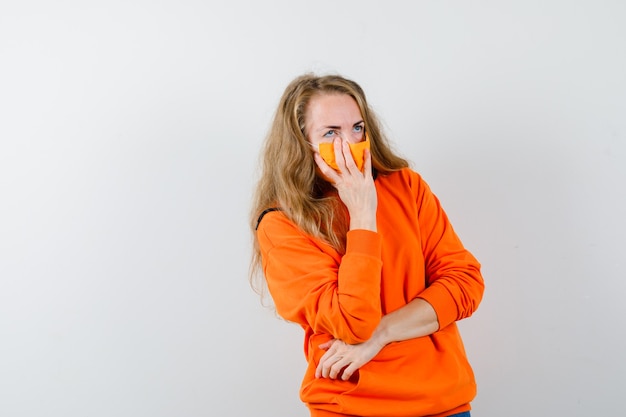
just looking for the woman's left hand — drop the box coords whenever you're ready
[315,338,385,381]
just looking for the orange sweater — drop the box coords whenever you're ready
[257,168,484,417]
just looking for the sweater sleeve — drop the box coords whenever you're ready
[257,211,383,344]
[412,173,485,330]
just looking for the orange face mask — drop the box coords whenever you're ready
[318,135,370,172]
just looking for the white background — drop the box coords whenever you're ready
[1,1,625,416]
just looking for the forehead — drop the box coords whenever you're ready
[305,93,362,126]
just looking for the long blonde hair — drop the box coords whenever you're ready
[249,73,408,296]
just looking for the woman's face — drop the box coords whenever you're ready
[304,93,365,147]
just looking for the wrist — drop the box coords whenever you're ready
[370,319,390,348]
[349,214,377,232]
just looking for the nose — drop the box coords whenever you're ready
[338,130,364,144]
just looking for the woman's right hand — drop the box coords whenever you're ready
[313,138,378,232]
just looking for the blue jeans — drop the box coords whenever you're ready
[449,413,471,417]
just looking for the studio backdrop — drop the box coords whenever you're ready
[1,1,625,416]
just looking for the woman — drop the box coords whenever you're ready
[250,73,484,417]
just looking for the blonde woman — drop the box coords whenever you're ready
[250,74,484,417]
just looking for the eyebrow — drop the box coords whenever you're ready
[316,120,364,132]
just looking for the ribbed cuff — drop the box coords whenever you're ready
[419,283,458,330]
[345,229,382,257]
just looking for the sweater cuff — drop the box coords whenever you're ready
[345,229,382,257]
[419,283,458,330]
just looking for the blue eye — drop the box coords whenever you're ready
[354,125,364,133]
[323,130,336,138]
